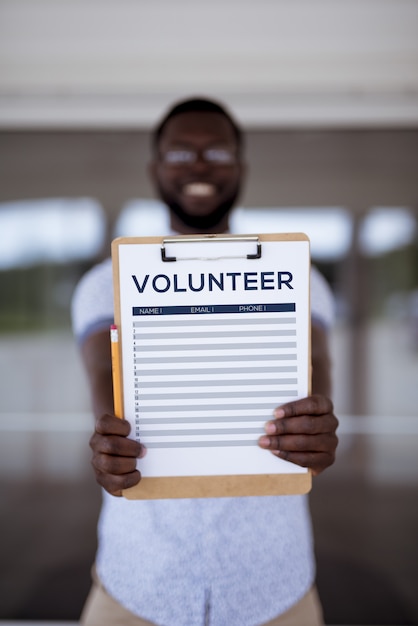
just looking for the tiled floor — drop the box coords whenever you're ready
[1,427,417,625]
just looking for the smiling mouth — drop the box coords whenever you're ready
[183,182,216,198]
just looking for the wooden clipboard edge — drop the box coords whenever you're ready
[122,471,311,500]
[111,232,310,247]
[111,232,312,499]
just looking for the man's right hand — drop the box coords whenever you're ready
[89,414,145,496]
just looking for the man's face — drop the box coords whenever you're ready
[151,112,244,233]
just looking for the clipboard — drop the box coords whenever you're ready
[112,233,312,499]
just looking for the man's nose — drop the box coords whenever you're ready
[190,152,211,173]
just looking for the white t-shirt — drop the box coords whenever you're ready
[71,258,334,626]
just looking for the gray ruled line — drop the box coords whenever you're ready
[134,354,297,364]
[145,440,259,448]
[141,427,264,436]
[133,342,297,352]
[136,398,297,412]
[137,390,295,400]
[138,415,270,424]
[134,366,297,376]
[133,318,296,328]
[135,378,297,389]
[134,329,296,340]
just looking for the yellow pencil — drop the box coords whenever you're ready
[110,324,123,419]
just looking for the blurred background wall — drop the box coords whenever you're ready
[0,1,417,624]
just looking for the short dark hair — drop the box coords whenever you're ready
[152,97,243,155]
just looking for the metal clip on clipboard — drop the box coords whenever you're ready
[161,234,262,262]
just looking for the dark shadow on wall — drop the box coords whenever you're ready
[0,479,101,621]
[316,553,414,625]
[311,470,418,626]
[13,562,92,620]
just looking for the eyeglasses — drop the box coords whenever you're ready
[160,147,237,166]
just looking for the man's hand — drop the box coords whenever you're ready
[258,394,338,476]
[90,414,146,496]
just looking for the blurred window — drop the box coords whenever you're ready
[359,207,417,257]
[0,198,105,331]
[0,198,105,269]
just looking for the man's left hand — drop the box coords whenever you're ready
[258,394,338,476]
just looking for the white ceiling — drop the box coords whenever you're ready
[0,0,417,128]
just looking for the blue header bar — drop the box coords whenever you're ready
[133,303,296,316]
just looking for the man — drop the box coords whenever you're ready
[72,97,338,626]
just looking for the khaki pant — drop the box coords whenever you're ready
[81,569,324,626]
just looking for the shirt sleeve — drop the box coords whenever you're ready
[310,265,335,330]
[71,257,114,344]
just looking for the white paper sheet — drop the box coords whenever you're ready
[114,235,310,478]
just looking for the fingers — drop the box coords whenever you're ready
[90,413,145,496]
[258,394,339,475]
[261,432,338,472]
[94,413,132,437]
[90,420,143,458]
[264,413,337,436]
[273,394,334,420]
[93,467,143,496]
[271,450,337,477]
[259,432,338,475]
